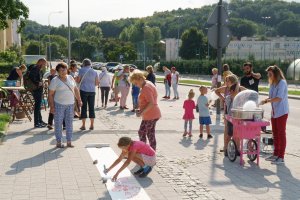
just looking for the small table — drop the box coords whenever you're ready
[1,86,33,122]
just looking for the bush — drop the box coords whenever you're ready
[0,50,18,63]
[0,63,15,74]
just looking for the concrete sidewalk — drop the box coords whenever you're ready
[0,84,300,200]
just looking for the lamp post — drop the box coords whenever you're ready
[175,15,182,61]
[48,11,63,66]
[262,16,271,61]
[143,25,149,70]
[67,0,71,66]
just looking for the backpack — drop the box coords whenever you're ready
[23,64,38,92]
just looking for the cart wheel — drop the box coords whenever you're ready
[227,140,237,162]
[247,139,258,162]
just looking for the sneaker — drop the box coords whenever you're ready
[114,103,118,107]
[207,135,213,139]
[40,121,47,126]
[271,157,284,165]
[166,96,170,99]
[199,134,203,138]
[265,155,278,161]
[139,167,152,178]
[133,167,144,175]
[162,96,167,98]
[47,125,53,130]
[35,124,45,128]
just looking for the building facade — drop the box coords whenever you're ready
[165,38,181,61]
[0,20,21,51]
[225,37,300,61]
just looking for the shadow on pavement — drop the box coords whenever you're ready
[194,138,209,150]
[179,137,193,148]
[6,147,66,175]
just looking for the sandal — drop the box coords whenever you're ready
[89,127,94,130]
[56,143,64,148]
[80,127,86,130]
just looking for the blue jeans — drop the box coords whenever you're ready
[54,102,74,142]
[32,88,43,125]
[80,90,95,118]
[132,95,139,108]
[164,81,170,97]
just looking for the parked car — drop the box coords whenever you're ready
[105,62,120,71]
[92,62,104,70]
[126,64,138,69]
[110,64,123,73]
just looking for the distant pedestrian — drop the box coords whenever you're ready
[182,89,196,137]
[117,65,130,110]
[99,67,111,108]
[146,65,156,85]
[171,67,180,99]
[162,66,171,99]
[261,65,289,165]
[77,58,99,130]
[211,68,218,89]
[111,66,122,106]
[240,62,261,92]
[29,58,48,128]
[197,86,213,139]
[48,62,82,148]
[130,72,161,150]
[69,63,80,118]
[222,64,232,85]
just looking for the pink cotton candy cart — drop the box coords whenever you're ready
[226,115,270,166]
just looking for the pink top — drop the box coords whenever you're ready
[183,99,196,120]
[128,141,155,156]
[139,81,161,120]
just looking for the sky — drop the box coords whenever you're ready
[22,0,300,27]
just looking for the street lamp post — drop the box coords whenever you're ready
[175,15,182,61]
[262,16,271,61]
[143,25,149,70]
[48,11,63,66]
[68,0,71,66]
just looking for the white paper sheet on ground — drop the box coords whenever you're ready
[87,146,151,200]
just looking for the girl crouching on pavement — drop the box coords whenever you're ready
[105,137,156,181]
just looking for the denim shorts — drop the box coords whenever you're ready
[199,116,212,125]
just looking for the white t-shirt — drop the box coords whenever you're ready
[171,71,179,84]
[99,72,112,87]
[49,75,76,105]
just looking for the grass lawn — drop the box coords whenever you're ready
[157,77,300,96]
[0,113,10,136]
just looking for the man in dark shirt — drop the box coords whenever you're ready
[240,62,261,92]
[29,58,48,128]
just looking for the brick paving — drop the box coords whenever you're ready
[1,83,300,200]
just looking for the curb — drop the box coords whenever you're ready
[157,81,300,100]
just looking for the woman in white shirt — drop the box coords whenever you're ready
[171,67,180,99]
[99,67,112,108]
[49,63,82,148]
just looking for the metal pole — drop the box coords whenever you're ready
[216,0,222,115]
[68,0,71,66]
[48,14,52,66]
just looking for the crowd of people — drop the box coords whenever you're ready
[6,58,289,180]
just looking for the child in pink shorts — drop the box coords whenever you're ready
[105,137,156,181]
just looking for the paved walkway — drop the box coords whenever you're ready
[0,83,300,200]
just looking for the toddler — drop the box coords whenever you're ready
[182,89,196,137]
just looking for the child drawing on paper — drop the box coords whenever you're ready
[105,137,156,181]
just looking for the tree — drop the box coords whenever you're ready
[25,41,40,55]
[42,35,68,58]
[228,18,258,39]
[0,0,29,31]
[102,38,137,62]
[0,50,18,63]
[71,39,96,61]
[179,27,206,60]
[277,19,300,37]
